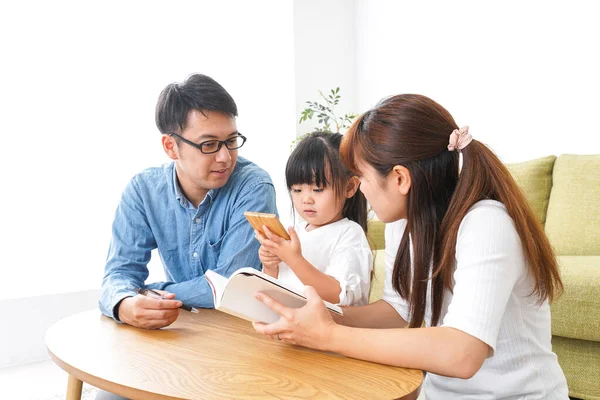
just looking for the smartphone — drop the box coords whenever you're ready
[244,212,291,240]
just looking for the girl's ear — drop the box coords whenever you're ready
[390,165,411,195]
[162,134,179,160]
[345,176,361,198]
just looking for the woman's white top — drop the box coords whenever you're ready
[383,200,568,399]
[277,218,372,306]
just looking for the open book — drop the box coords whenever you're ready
[205,267,343,324]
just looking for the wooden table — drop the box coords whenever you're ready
[46,309,422,399]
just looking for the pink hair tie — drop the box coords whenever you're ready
[448,126,472,152]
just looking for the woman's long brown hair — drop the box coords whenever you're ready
[340,94,563,328]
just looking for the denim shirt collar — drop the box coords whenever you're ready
[171,163,218,210]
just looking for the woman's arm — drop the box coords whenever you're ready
[254,288,488,380]
[329,324,489,379]
[337,300,408,329]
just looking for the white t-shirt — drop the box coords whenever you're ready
[383,200,568,399]
[277,218,373,306]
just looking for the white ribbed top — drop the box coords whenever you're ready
[277,218,373,306]
[383,200,568,399]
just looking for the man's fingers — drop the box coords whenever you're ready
[139,296,182,309]
[254,292,294,320]
[152,289,175,298]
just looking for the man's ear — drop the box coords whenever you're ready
[162,134,179,160]
[390,165,411,195]
[345,176,360,198]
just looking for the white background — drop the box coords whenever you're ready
[0,0,296,299]
[355,0,600,162]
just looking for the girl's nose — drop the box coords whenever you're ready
[303,195,314,204]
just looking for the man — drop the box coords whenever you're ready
[99,74,277,329]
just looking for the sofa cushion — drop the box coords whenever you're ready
[506,155,556,224]
[551,256,600,342]
[552,336,600,400]
[367,219,385,250]
[545,154,600,255]
[369,249,386,303]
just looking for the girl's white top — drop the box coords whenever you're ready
[277,217,373,306]
[383,200,568,399]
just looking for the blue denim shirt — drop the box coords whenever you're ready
[99,157,277,321]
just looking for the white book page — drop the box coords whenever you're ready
[204,269,228,308]
[219,268,342,323]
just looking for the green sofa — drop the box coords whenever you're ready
[367,154,600,399]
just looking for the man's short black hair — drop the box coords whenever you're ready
[155,74,238,134]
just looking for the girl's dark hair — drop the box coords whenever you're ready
[155,73,238,134]
[286,132,368,232]
[340,94,563,328]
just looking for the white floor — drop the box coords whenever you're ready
[0,360,98,400]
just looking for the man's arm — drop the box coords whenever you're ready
[146,181,277,308]
[99,178,156,321]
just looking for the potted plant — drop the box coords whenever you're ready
[293,88,357,148]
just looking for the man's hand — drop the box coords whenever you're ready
[117,290,181,329]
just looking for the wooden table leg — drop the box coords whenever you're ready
[66,374,83,400]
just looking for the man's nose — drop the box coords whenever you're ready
[215,143,232,162]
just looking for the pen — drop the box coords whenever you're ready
[134,288,199,313]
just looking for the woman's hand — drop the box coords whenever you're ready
[256,225,302,265]
[252,286,337,351]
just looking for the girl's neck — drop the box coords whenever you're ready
[305,212,344,232]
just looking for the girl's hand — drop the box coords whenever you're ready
[256,226,302,265]
[258,244,281,267]
[258,244,281,277]
[252,286,336,351]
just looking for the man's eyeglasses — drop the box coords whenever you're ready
[169,132,247,154]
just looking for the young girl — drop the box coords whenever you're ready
[256,132,372,306]
[253,95,569,399]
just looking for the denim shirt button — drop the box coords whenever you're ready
[192,252,198,258]
[195,218,201,223]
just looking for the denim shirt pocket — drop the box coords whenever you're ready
[205,231,227,269]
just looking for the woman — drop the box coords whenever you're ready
[253,94,568,399]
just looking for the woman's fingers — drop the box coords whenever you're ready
[254,292,295,320]
[252,317,290,336]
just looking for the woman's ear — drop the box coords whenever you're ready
[390,165,411,195]
[162,134,179,160]
[345,176,361,198]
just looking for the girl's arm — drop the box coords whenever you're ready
[284,254,342,304]
[337,300,408,329]
[258,244,280,278]
[256,226,342,304]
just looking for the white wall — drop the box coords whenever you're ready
[293,0,357,139]
[0,290,99,368]
[0,0,296,300]
[355,1,600,162]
